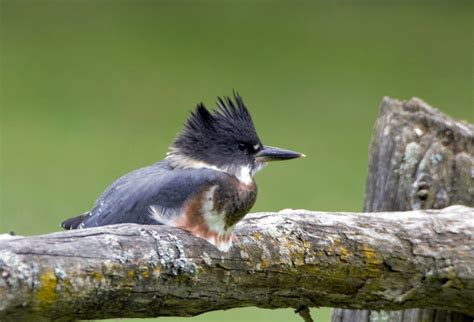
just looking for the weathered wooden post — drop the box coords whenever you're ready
[332,97,473,322]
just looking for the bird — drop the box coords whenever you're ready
[61,93,304,251]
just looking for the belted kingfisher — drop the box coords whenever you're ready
[61,93,304,251]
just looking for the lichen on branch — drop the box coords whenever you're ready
[1,206,473,321]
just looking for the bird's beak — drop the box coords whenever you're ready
[255,145,305,162]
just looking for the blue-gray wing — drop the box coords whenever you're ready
[75,160,226,228]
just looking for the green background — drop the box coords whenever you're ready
[1,1,472,321]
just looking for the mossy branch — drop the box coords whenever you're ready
[1,206,473,321]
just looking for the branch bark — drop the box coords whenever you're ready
[1,206,473,321]
[333,97,474,322]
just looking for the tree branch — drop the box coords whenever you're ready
[1,206,473,321]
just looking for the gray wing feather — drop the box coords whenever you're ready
[79,160,225,228]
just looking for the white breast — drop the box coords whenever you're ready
[235,165,253,185]
[201,185,234,251]
[201,185,227,235]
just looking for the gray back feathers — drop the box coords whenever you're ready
[78,160,228,227]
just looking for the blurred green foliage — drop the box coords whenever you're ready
[1,1,472,321]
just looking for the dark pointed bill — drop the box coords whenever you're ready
[255,145,305,162]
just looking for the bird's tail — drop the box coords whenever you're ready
[61,212,89,230]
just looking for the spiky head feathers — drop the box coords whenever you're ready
[170,93,262,168]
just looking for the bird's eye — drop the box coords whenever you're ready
[237,143,246,151]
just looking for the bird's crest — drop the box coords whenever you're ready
[169,92,261,167]
[184,92,256,139]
